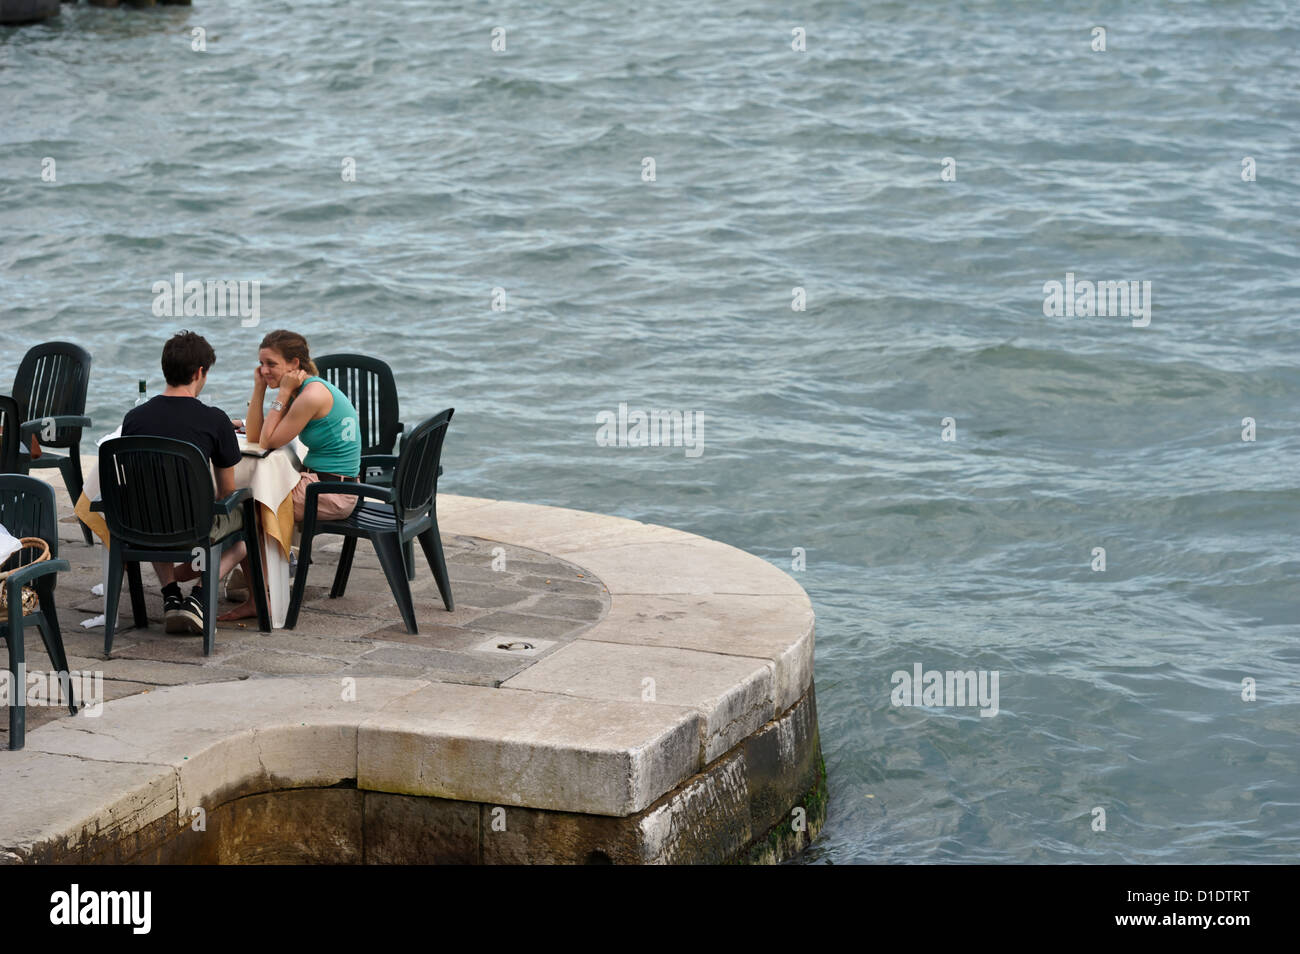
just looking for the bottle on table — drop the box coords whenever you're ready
[133,380,148,407]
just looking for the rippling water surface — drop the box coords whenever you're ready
[3,1,1298,863]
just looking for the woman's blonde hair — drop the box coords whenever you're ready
[259,329,318,376]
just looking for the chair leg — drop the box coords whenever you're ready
[6,603,25,750]
[330,537,357,599]
[201,545,220,656]
[60,447,84,500]
[60,450,94,546]
[242,508,271,634]
[103,547,125,656]
[403,538,415,581]
[417,524,454,612]
[374,534,418,634]
[126,561,148,629]
[285,527,314,630]
[35,584,77,715]
[35,618,77,717]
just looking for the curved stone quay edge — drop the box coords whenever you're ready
[0,494,823,864]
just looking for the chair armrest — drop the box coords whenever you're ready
[5,558,70,591]
[20,415,93,438]
[302,480,395,528]
[360,455,440,477]
[213,487,252,516]
[305,480,395,504]
[360,454,399,471]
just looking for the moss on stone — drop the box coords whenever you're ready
[740,736,827,865]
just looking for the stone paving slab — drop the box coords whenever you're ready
[437,497,694,555]
[560,540,808,597]
[572,593,815,714]
[502,640,777,763]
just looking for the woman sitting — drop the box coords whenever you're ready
[220,329,361,620]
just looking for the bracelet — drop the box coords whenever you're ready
[269,399,285,413]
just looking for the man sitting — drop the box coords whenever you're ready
[122,330,246,634]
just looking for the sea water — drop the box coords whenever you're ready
[2,0,1297,863]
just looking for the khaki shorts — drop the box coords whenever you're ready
[210,508,244,543]
[291,472,360,523]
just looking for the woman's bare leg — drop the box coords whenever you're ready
[216,539,264,621]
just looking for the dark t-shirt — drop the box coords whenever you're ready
[122,396,241,470]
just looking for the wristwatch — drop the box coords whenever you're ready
[269,399,286,413]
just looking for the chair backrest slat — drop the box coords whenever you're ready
[393,409,453,523]
[98,437,215,550]
[11,342,92,450]
[0,395,20,474]
[316,353,401,456]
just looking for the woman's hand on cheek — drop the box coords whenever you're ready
[280,369,307,393]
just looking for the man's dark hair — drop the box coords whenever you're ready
[161,330,216,386]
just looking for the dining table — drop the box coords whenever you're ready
[73,426,305,630]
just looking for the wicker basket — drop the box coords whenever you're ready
[0,537,49,615]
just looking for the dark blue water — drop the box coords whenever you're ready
[2,0,1297,862]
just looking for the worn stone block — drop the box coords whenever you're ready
[363,791,479,864]
[479,804,645,864]
[745,687,822,835]
[526,595,605,621]
[468,612,592,639]
[562,539,806,598]
[503,640,775,763]
[220,650,345,675]
[218,789,364,864]
[638,749,752,864]
[587,592,814,713]
[0,751,176,864]
[358,683,700,815]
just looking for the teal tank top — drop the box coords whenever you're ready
[296,376,361,476]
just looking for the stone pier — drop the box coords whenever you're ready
[0,478,822,864]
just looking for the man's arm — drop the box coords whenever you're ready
[212,407,243,496]
[215,465,236,500]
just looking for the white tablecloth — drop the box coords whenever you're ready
[234,438,303,628]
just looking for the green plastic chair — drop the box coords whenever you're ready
[316,353,443,580]
[285,409,454,634]
[92,437,271,656]
[8,342,94,545]
[1,476,77,750]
